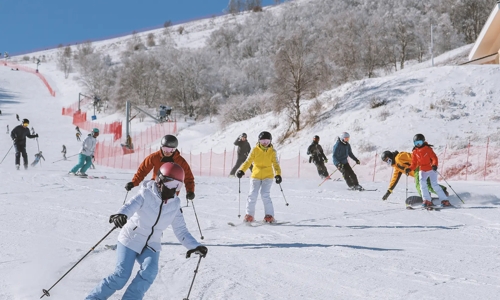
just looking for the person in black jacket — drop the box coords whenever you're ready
[229,133,252,177]
[332,132,362,190]
[10,118,38,170]
[307,135,330,179]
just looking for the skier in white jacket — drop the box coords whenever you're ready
[69,128,99,176]
[85,162,208,300]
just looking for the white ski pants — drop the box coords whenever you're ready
[419,170,447,201]
[246,178,274,217]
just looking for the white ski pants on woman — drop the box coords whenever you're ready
[246,178,274,217]
[419,170,447,201]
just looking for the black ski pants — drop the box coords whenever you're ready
[339,163,359,188]
[230,156,252,176]
[14,144,28,166]
[313,160,329,178]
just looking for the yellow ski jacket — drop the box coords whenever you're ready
[239,143,281,180]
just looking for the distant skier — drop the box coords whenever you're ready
[307,135,329,179]
[69,128,99,177]
[236,131,282,223]
[75,126,82,135]
[404,134,450,208]
[6,125,9,134]
[16,114,20,122]
[31,151,45,167]
[10,118,38,170]
[380,150,449,205]
[76,132,81,141]
[61,145,67,160]
[31,127,35,135]
[332,132,362,190]
[229,133,252,177]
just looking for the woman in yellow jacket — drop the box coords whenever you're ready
[236,131,282,223]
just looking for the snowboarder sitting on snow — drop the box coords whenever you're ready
[229,133,252,177]
[381,150,449,204]
[404,134,450,208]
[69,128,99,177]
[31,151,45,167]
[10,118,38,170]
[85,162,207,300]
[332,132,362,190]
[237,131,282,223]
[307,135,329,179]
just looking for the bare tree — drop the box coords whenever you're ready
[271,34,322,132]
[147,33,156,47]
[56,47,73,79]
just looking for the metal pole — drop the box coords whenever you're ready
[431,24,434,67]
[125,101,130,142]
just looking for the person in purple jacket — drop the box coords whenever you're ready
[85,162,208,300]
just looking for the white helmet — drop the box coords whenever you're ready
[339,132,350,143]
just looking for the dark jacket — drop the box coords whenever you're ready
[307,142,327,163]
[11,125,37,147]
[234,138,251,158]
[332,138,358,166]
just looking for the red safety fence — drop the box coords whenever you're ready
[2,62,56,96]
[93,139,500,182]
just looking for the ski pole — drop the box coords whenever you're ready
[40,226,117,298]
[190,201,204,240]
[52,153,79,164]
[318,169,338,187]
[36,138,41,166]
[405,174,409,206]
[436,171,465,204]
[237,178,241,218]
[278,183,289,206]
[0,144,13,164]
[183,255,204,300]
[122,191,129,205]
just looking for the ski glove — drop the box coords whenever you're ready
[432,165,438,171]
[356,160,360,165]
[337,163,344,171]
[34,134,39,138]
[125,182,134,191]
[109,214,127,228]
[236,170,244,178]
[186,192,195,201]
[324,158,328,163]
[382,190,391,201]
[275,175,282,184]
[405,168,411,176]
[186,245,208,258]
[308,156,313,163]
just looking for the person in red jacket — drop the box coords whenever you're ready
[405,134,450,208]
[124,135,195,202]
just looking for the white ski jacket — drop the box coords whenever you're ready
[80,135,97,156]
[116,181,200,254]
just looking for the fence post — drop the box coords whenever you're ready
[484,137,489,181]
[298,150,300,178]
[465,140,470,181]
[200,152,202,177]
[440,144,447,180]
[209,149,212,177]
[231,146,235,171]
[223,149,226,177]
[372,152,377,182]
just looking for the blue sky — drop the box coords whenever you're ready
[0,0,276,56]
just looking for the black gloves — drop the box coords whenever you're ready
[382,190,391,201]
[324,158,328,163]
[92,155,95,162]
[109,214,127,228]
[356,160,360,165]
[236,170,244,178]
[125,182,134,191]
[432,165,438,171]
[186,191,195,200]
[275,175,282,184]
[405,168,411,175]
[34,134,39,138]
[186,245,208,258]
[308,156,312,163]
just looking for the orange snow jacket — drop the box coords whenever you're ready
[409,143,438,172]
[131,149,195,193]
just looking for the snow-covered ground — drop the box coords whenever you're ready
[1,59,500,300]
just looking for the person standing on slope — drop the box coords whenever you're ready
[85,162,207,300]
[307,135,329,179]
[380,150,449,205]
[229,133,252,177]
[332,132,362,190]
[236,131,282,223]
[404,134,450,208]
[69,128,99,177]
[124,135,195,203]
[10,118,38,170]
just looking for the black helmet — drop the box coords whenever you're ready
[161,135,178,148]
[22,118,29,124]
[413,134,425,142]
[241,133,247,138]
[313,135,320,141]
[381,150,394,163]
[258,131,272,141]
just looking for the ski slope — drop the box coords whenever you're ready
[1,65,500,300]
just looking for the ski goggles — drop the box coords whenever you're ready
[414,140,424,147]
[384,158,392,166]
[259,139,271,146]
[161,146,176,154]
[22,123,29,127]
[157,176,182,189]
